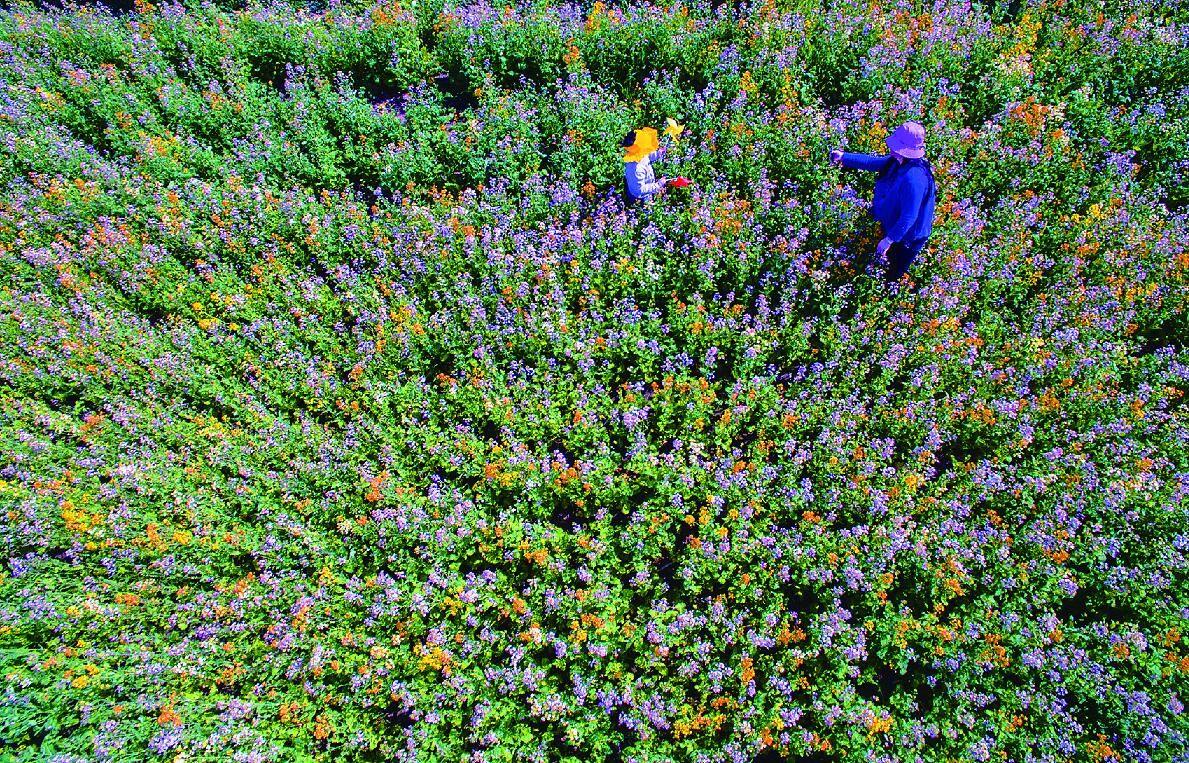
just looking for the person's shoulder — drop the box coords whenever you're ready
[903,163,932,182]
[870,154,897,173]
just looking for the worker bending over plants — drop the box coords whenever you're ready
[622,127,670,207]
[622,121,691,208]
[831,121,937,283]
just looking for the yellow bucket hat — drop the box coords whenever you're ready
[622,127,659,163]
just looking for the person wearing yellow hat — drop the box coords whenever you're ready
[622,128,670,207]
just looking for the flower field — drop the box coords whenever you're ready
[1,0,1187,760]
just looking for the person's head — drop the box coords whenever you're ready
[886,122,926,161]
[623,127,660,163]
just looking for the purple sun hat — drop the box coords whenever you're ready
[886,122,926,159]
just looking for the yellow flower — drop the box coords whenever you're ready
[664,118,685,143]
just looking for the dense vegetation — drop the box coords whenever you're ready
[1,0,1187,760]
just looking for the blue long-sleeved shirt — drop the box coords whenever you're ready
[840,152,936,244]
[625,154,663,202]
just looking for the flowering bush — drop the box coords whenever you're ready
[0,0,1187,762]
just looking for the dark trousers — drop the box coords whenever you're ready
[884,238,928,282]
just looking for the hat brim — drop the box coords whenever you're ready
[624,146,651,163]
[886,136,925,158]
[624,127,660,161]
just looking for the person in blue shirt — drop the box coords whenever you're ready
[622,128,670,207]
[830,122,937,283]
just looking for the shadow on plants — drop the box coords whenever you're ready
[47,546,77,563]
[547,489,593,531]
[477,416,503,445]
[545,727,585,761]
[660,520,697,588]
[434,72,479,115]
[382,702,416,730]
[934,432,992,478]
[706,0,747,20]
[37,0,135,13]
[970,0,1027,23]
[1067,690,1131,742]
[883,559,937,614]
[753,747,831,763]
[778,579,825,623]
[608,504,634,530]
[1055,587,1136,630]
[855,657,937,715]
[361,72,477,117]
[652,551,680,596]
[931,446,956,481]
[1135,315,1187,358]
[245,55,288,94]
[855,658,903,703]
[18,723,82,756]
[349,176,384,205]
[547,508,579,532]
[4,548,75,575]
[225,549,260,574]
[363,78,407,115]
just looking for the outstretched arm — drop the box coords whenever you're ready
[838,152,892,172]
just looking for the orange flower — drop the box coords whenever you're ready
[585,1,605,31]
[365,471,387,503]
[563,43,582,68]
[740,657,755,685]
[1087,736,1118,761]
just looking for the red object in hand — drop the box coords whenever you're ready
[667,177,691,188]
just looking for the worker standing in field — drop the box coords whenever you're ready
[830,122,937,283]
[622,127,670,207]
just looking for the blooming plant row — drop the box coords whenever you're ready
[0,0,1186,762]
